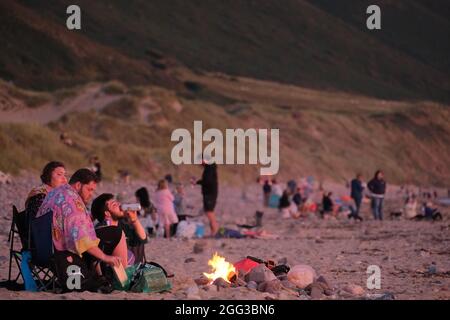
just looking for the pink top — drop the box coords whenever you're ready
[154,189,176,215]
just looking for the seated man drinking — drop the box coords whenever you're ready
[91,194,147,268]
[36,169,121,292]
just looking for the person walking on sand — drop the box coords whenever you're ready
[368,170,386,221]
[349,173,364,221]
[197,159,219,237]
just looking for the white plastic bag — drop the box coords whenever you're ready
[175,220,197,239]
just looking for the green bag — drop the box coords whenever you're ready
[114,263,172,293]
[130,263,172,293]
[113,264,138,291]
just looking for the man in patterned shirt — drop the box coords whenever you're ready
[36,169,121,291]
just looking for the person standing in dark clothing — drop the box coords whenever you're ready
[292,187,304,215]
[278,190,291,209]
[262,180,272,207]
[350,173,364,220]
[293,188,303,206]
[367,170,386,221]
[278,190,294,218]
[197,161,219,236]
[287,180,297,195]
[321,192,334,218]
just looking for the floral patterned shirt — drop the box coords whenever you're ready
[36,184,100,256]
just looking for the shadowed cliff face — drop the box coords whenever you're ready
[0,1,449,186]
[1,0,449,102]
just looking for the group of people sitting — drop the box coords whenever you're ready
[261,178,314,218]
[403,194,443,221]
[22,158,222,292]
[23,161,183,293]
[261,170,444,222]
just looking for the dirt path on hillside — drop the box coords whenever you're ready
[0,84,122,124]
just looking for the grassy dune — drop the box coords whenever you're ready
[1,75,449,187]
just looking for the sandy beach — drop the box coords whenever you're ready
[0,0,449,306]
[0,176,448,300]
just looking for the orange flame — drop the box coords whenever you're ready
[203,252,236,284]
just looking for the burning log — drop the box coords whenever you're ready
[194,276,210,286]
[203,252,236,284]
[213,277,230,289]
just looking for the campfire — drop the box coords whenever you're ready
[203,252,236,284]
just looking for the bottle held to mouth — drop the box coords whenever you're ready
[120,203,142,212]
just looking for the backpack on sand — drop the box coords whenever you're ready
[114,262,171,293]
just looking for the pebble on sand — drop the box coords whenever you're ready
[185,285,201,300]
[342,284,365,296]
[194,276,210,286]
[246,281,258,290]
[193,242,205,254]
[246,264,277,284]
[281,280,297,290]
[365,292,395,300]
[308,283,324,299]
[287,265,317,289]
[257,279,282,294]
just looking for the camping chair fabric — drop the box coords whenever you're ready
[31,211,54,267]
[24,193,47,249]
[7,205,57,292]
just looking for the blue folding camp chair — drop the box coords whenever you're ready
[4,205,58,292]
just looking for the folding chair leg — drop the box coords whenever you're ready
[30,265,57,292]
[11,252,24,284]
[9,251,23,283]
[8,252,13,282]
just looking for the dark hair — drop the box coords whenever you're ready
[135,187,150,208]
[157,179,168,190]
[164,174,173,184]
[40,161,65,185]
[69,168,99,185]
[91,193,114,223]
[374,170,383,179]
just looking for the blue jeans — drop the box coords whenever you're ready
[353,197,362,216]
[371,197,384,220]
